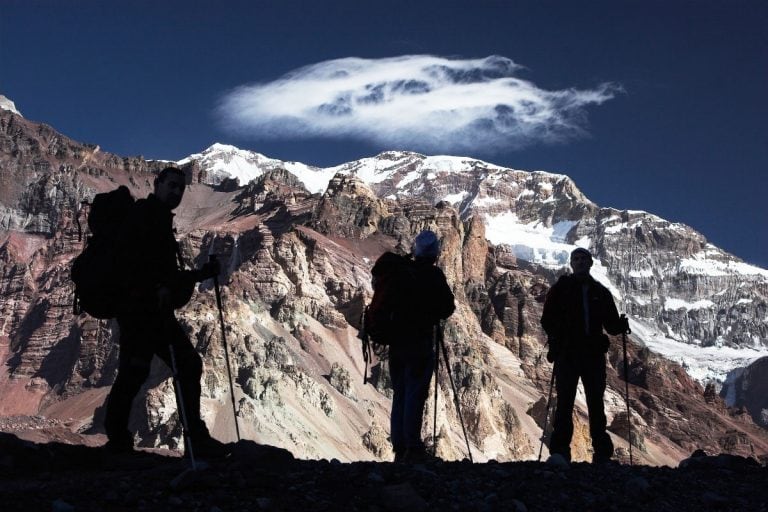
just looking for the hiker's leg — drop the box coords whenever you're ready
[581,352,613,461]
[549,358,579,461]
[155,315,206,436]
[402,346,434,451]
[105,319,153,444]
[388,350,407,456]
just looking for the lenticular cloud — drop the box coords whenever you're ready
[218,55,619,153]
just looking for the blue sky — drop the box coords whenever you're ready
[2,0,766,267]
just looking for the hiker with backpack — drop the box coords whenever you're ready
[539,247,630,464]
[366,230,455,463]
[98,166,224,456]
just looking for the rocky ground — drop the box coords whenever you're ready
[1,433,766,512]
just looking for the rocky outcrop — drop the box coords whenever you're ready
[721,356,768,429]
[312,173,386,239]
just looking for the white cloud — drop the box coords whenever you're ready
[218,55,620,153]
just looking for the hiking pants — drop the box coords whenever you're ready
[549,350,613,461]
[389,341,434,454]
[105,312,205,443]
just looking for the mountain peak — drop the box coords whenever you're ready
[0,95,21,116]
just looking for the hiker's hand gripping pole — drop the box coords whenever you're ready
[210,255,241,442]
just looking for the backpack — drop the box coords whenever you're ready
[71,185,135,319]
[358,252,417,384]
[363,252,420,347]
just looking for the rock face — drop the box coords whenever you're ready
[721,356,768,429]
[1,107,768,465]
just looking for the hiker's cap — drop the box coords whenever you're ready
[570,247,592,260]
[412,230,440,259]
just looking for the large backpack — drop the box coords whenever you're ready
[362,252,420,347]
[359,252,419,384]
[71,185,135,319]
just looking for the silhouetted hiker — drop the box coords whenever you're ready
[540,247,629,464]
[369,230,455,463]
[103,166,224,456]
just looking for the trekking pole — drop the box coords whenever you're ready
[537,368,556,462]
[210,255,241,442]
[360,306,372,385]
[437,326,473,463]
[622,326,633,465]
[169,343,198,470]
[432,326,439,457]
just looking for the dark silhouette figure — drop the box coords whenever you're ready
[540,247,629,463]
[103,167,222,455]
[383,230,454,463]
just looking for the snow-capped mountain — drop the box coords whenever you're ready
[177,143,323,190]
[0,95,21,116]
[180,144,768,385]
[2,104,767,464]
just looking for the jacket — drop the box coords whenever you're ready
[117,194,196,311]
[540,273,624,354]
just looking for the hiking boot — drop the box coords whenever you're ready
[186,433,231,459]
[592,453,613,465]
[103,435,134,454]
[545,453,571,469]
[592,444,614,465]
[402,446,440,464]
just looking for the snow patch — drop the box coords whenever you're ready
[484,213,579,267]
[664,298,715,311]
[443,191,469,204]
[680,254,768,278]
[574,236,591,249]
[589,262,624,300]
[604,223,625,234]
[473,196,504,207]
[551,221,577,242]
[396,171,422,188]
[629,319,768,384]
[517,190,535,199]
[0,95,21,116]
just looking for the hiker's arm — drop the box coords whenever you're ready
[602,290,628,335]
[541,281,568,362]
[166,260,221,309]
[540,279,564,338]
[432,267,455,320]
